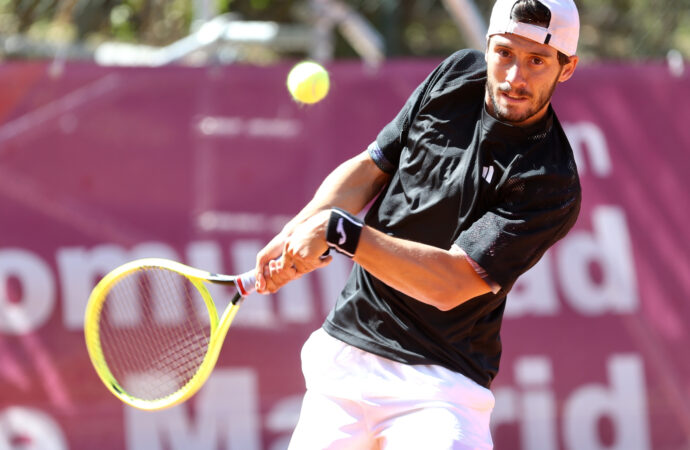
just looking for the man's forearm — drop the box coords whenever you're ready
[282,150,390,235]
[353,226,491,311]
[256,150,389,293]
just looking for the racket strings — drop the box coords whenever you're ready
[98,267,212,401]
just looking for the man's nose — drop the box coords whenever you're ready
[505,63,527,88]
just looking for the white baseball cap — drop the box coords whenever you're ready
[487,0,580,56]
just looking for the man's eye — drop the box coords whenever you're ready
[532,57,544,65]
[498,50,510,57]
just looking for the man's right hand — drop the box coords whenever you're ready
[255,232,293,294]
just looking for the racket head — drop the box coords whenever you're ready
[84,258,232,410]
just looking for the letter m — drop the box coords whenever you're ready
[126,369,261,450]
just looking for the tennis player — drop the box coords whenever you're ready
[256,0,581,447]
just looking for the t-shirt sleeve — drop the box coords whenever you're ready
[371,50,486,173]
[370,57,456,173]
[455,172,581,290]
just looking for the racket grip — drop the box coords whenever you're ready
[235,271,257,297]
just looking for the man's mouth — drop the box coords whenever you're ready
[500,91,529,103]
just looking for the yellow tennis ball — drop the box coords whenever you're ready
[287,61,330,104]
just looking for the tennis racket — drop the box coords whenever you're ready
[84,257,256,411]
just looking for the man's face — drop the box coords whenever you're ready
[485,33,578,127]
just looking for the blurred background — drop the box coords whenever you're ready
[0,0,688,66]
[1,1,690,450]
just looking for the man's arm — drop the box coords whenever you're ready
[260,154,492,310]
[255,150,391,293]
[279,210,492,310]
[353,232,491,311]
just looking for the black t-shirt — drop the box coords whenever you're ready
[322,49,581,388]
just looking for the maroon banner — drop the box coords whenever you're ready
[0,58,689,449]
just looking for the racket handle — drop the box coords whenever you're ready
[235,271,257,297]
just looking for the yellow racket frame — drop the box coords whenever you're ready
[84,258,242,411]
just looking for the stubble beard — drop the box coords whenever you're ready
[486,75,559,125]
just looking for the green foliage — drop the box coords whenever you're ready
[576,0,690,61]
[0,0,688,62]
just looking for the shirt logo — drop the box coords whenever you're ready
[482,165,495,183]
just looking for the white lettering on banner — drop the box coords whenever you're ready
[0,407,68,450]
[0,249,55,335]
[126,369,261,450]
[514,357,558,448]
[506,205,639,318]
[505,255,560,317]
[197,116,302,139]
[0,203,637,334]
[57,243,182,331]
[563,121,612,177]
[265,394,304,450]
[564,355,650,450]
[492,354,650,450]
[557,206,638,315]
[197,211,292,234]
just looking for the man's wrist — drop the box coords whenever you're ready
[325,207,364,258]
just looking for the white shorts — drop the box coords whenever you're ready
[288,328,495,450]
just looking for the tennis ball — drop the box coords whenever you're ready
[287,61,330,104]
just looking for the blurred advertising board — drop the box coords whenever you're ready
[0,59,689,449]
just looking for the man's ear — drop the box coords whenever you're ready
[558,55,579,83]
